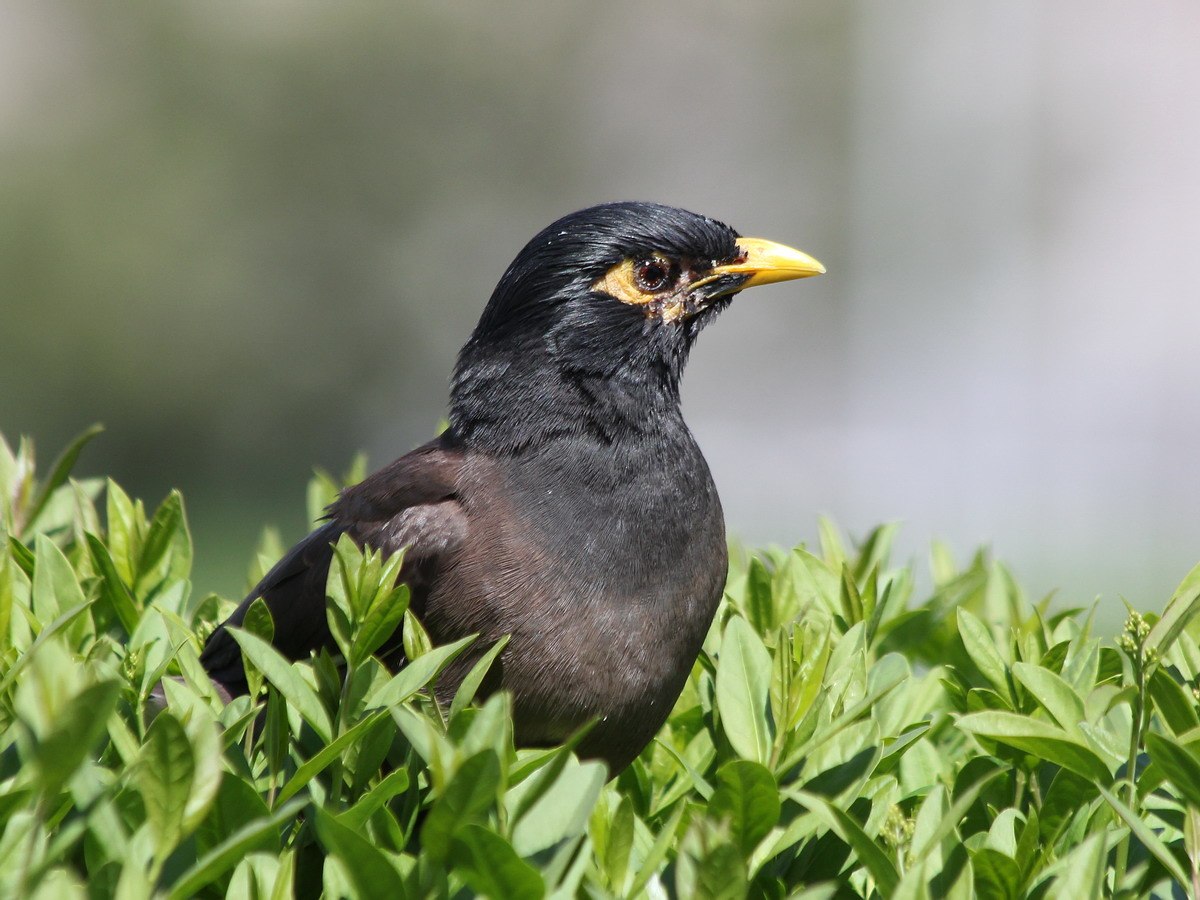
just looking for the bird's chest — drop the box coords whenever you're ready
[427,440,727,752]
[472,439,723,603]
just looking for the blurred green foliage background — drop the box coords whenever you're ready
[2,2,1198,617]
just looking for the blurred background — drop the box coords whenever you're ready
[2,2,1198,626]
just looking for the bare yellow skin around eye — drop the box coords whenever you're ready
[592,257,689,323]
[593,239,825,325]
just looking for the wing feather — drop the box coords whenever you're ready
[200,436,466,694]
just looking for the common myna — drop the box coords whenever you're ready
[201,201,824,772]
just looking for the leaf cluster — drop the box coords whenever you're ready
[3,428,1200,898]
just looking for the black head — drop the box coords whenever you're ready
[472,202,741,342]
[450,202,823,450]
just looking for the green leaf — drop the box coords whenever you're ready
[1038,768,1097,843]
[69,477,104,543]
[0,432,16,510]
[779,652,906,774]
[817,517,847,568]
[678,839,747,900]
[801,723,880,801]
[1041,830,1104,900]
[313,807,407,898]
[275,710,387,805]
[23,424,104,535]
[421,749,503,860]
[956,711,1112,784]
[167,800,306,900]
[508,725,598,827]
[862,568,886,647]
[138,711,195,864]
[627,803,686,899]
[601,796,635,892]
[957,608,1011,703]
[402,607,432,661]
[1146,732,1200,809]
[391,705,454,777]
[1014,807,1041,875]
[652,736,715,802]
[0,549,13,653]
[180,702,223,834]
[788,619,832,731]
[855,523,900,582]
[242,596,274,645]
[8,534,36,578]
[791,548,840,612]
[742,557,775,632]
[137,490,189,593]
[105,478,141,584]
[1186,807,1200,897]
[195,775,269,855]
[789,789,899,897]
[450,634,510,720]
[708,760,780,858]
[338,768,411,831]
[26,679,121,798]
[1148,668,1200,734]
[509,758,607,857]
[1011,661,1085,737]
[716,615,774,764]
[32,534,87,635]
[786,886,839,900]
[1147,561,1200,658]
[227,628,333,741]
[352,582,409,666]
[451,824,545,900]
[910,769,1004,862]
[85,533,140,634]
[18,468,1200,900]
[1097,784,1189,888]
[839,564,864,625]
[972,847,1020,900]
[369,634,476,709]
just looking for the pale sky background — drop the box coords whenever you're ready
[2,2,1198,625]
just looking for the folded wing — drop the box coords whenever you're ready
[200,435,467,694]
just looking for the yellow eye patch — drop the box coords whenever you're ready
[592,256,690,323]
[591,238,825,325]
[593,257,667,307]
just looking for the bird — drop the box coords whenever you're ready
[200,201,824,773]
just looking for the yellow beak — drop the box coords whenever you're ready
[708,237,826,289]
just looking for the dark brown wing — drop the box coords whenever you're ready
[200,435,467,694]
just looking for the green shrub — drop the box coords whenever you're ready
[2,427,1200,898]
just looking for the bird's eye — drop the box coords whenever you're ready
[633,257,672,293]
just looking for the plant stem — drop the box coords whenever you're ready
[1126,662,1146,808]
[1029,770,1043,809]
[1114,652,1148,891]
[328,668,354,808]
[17,796,46,897]
[1013,768,1027,811]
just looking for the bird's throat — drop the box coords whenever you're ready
[452,376,680,455]
[450,333,692,456]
